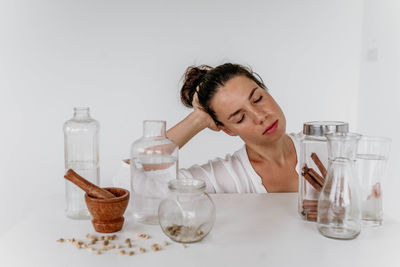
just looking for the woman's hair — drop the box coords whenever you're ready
[180,63,267,125]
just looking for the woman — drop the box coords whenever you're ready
[113,63,300,194]
[167,63,299,193]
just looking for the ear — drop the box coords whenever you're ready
[218,125,237,136]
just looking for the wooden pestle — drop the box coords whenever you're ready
[64,169,116,199]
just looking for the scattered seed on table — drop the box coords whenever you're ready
[163,241,169,246]
[134,233,150,239]
[57,238,65,243]
[115,244,121,249]
[118,250,126,255]
[125,238,132,248]
[95,250,102,255]
[151,244,162,251]
[88,247,95,252]
[103,240,109,246]
[139,247,146,253]
[128,251,135,256]
[182,244,187,249]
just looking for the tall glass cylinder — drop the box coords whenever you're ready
[130,120,178,225]
[63,107,100,219]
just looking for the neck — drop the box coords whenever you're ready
[246,135,292,165]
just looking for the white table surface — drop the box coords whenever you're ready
[1,193,399,267]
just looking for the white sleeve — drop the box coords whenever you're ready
[113,156,241,194]
[179,155,240,194]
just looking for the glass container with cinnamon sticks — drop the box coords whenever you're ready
[298,121,349,221]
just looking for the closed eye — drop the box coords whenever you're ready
[237,114,245,124]
[254,95,262,103]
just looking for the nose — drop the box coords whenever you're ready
[250,107,267,125]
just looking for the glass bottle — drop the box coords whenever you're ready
[298,121,349,221]
[63,107,100,219]
[130,120,178,225]
[317,133,362,240]
[158,179,216,243]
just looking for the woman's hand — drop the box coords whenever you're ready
[192,91,219,132]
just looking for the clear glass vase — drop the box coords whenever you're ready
[63,107,100,219]
[130,120,178,225]
[317,133,361,239]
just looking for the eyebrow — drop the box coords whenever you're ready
[227,87,258,120]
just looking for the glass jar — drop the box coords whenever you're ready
[298,121,348,221]
[63,107,100,219]
[130,120,178,225]
[317,133,362,239]
[158,179,215,243]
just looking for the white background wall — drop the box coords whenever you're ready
[358,0,400,221]
[1,0,397,234]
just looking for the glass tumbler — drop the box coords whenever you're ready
[356,136,391,226]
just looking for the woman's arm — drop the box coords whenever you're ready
[167,92,219,149]
[167,110,210,149]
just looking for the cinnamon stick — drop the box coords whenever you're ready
[311,153,327,178]
[302,172,322,191]
[307,168,325,187]
[302,200,318,210]
[305,211,318,221]
[64,169,116,199]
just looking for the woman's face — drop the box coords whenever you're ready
[210,75,286,146]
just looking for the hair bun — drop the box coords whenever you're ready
[180,65,212,108]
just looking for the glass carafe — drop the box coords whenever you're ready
[130,120,178,225]
[317,133,361,240]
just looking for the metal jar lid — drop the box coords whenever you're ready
[303,121,349,136]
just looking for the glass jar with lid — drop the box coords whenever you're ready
[158,179,216,243]
[298,121,348,221]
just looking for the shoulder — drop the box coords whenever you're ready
[288,132,302,151]
[288,132,302,174]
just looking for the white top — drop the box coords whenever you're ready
[113,133,301,194]
[179,133,300,193]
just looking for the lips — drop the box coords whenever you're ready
[263,120,279,135]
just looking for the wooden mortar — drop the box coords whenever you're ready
[85,187,130,233]
[63,169,129,233]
